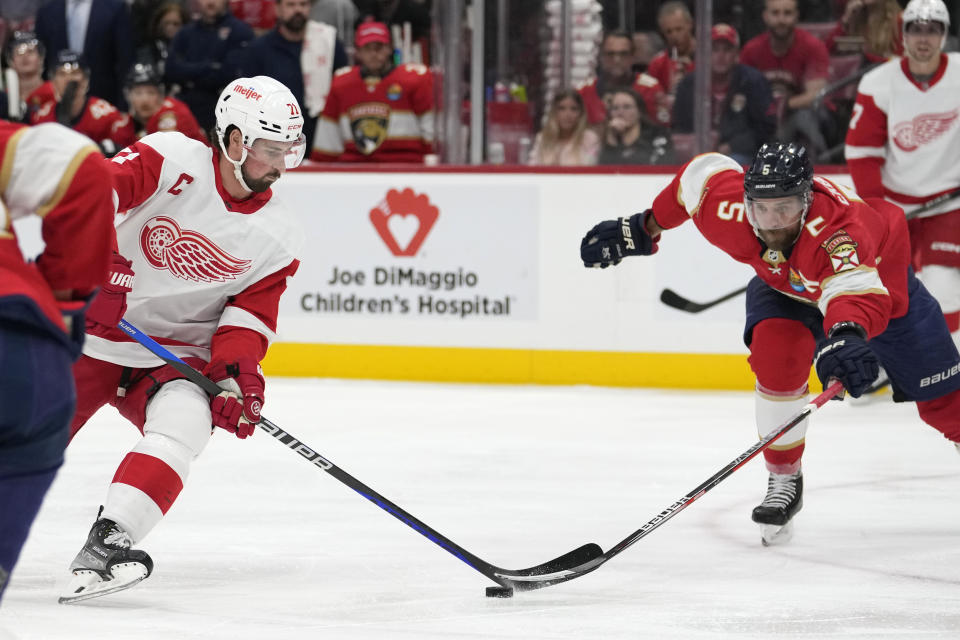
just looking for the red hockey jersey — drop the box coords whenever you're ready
[311,63,434,163]
[142,97,207,143]
[31,95,137,153]
[0,121,113,343]
[652,153,912,338]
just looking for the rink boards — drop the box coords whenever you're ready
[266,166,853,390]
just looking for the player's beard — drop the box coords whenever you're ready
[757,221,802,252]
[241,163,281,193]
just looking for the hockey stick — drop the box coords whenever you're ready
[659,284,748,313]
[117,319,602,592]
[489,380,845,588]
[903,187,960,220]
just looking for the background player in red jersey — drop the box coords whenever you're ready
[845,0,960,352]
[59,75,306,604]
[311,20,433,162]
[0,122,114,603]
[29,50,136,156]
[581,143,960,545]
[124,62,206,143]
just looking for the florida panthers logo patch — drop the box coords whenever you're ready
[139,216,251,283]
[892,109,959,152]
[348,102,390,155]
[821,229,860,273]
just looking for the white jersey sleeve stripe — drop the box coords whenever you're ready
[843,145,886,160]
[218,306,277,344]
[678,153,743,216]
[818,266,888,316]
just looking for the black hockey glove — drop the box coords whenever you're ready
[813,322,879,398]
[581,210,659,268]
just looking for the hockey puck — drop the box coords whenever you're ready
[485,586,514,598]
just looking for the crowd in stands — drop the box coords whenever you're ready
[528,0,957,167]
[0,0,434,162]
[0,0,954,166]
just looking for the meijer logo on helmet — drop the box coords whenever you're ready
[233,85,263,101]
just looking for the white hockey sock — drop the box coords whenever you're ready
[756,383,810,475]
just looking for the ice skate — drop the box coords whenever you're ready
[59,518,153,604]
[751,470,803,546]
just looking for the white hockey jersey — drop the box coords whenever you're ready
[83,132,304,368]
[845,53,960,217]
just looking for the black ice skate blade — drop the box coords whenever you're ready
[58,563,149,604]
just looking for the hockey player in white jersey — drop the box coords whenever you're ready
[59,76,307,603]
[845,0,960,350]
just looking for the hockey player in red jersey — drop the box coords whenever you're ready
[59,75,307,603]
[125,62,206,143]
[0,122,114,603]
[311,20,434,163]
[581,143,960,545]
[845,0,960,351]
[30,50,136,156]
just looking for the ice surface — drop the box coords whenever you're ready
[2,379,959,639]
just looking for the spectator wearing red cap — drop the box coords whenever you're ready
[311,20,434,163]
[673,24,776,164]
[578,30,670,129]
[739,0,830,159]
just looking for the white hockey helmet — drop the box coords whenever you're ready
[215,76,306,170]
[902,0,950,49]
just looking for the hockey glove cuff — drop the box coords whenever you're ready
[580,210,660,268]
[813,322,879,398]
[204,358,265,439]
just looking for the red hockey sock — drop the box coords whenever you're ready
[111,452,184,515]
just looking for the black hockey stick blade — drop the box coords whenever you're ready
[660,285,748,313]
[118,319,603,593]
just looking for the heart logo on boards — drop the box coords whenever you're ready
[369,188,439,256]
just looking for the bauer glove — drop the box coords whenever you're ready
[580,209,659,268]
[813,322,879,398]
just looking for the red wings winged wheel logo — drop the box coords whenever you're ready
[893,109,959,152]
[139,216,252,282]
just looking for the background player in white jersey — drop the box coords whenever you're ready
[59,76,307,603]
[845,0,960,350]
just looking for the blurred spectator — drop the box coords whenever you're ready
[30,50,136,155]
[0,0,43,33]
[311,0,358,37]
[312,21,433,162]
[647,1,697,113]
[740,0,830,159]
[673,24,776,165]
[237,0,347,151]
[597,89,675,165]
[34,0,134,109]
[632,30,664,74]
[165,0,253,133]
[528,89,599,166]
[230,0,275,35]
[826,0,904,62]
[353,0,431,43]
[7,31,45,119]
[124,62,205,141]
[579,30,669,128]
[134,2,188,77]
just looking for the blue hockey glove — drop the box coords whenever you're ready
[813,322,879,398]
[581,210,659,268]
